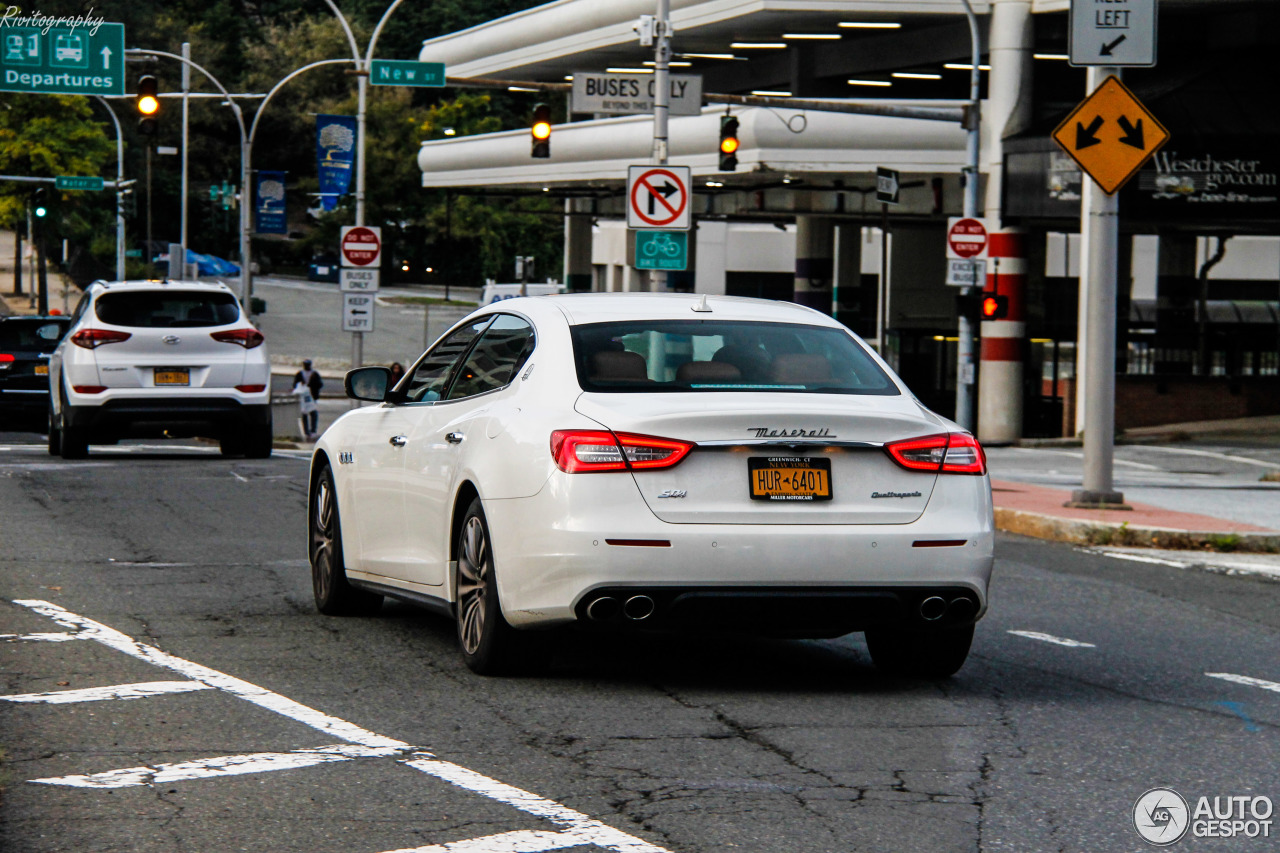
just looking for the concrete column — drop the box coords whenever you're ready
[983,0,1034,226]
[563,198,593,292]
[832,224,863,332]
[978,229,1027,443]
[793,215,834,313]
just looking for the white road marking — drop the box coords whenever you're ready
[1084,549,1187,568]
[16,600,407,749]
[1007,630,1096,648]
[230,470,249,483]
[0,632,88,642]
[1206,672,1280,694]
[381,829,600,853]
[1132,445,1280,470]
[2,680,212,704]
[13,600,670,853]
[1010,447,1163,470]
[32,744,412,788]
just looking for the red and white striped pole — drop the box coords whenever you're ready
[977,229,1026,444]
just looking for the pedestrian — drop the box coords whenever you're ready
[292,359,323,441]
[388,361,405,386]
[293,358,324,399]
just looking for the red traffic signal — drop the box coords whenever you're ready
[531,103,551,158]
[980,292,1009,320]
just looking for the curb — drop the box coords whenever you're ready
[995,507,1280,553]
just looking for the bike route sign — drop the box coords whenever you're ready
[627,165,691,230]
[634,230,688,271]
[1,23,125,95]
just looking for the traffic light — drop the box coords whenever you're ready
[136,74,159,135]
[719,114,740,172]
[32,187,48,218]
[530,103,551,158]
[980,291,1009,320]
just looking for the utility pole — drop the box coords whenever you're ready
[650,0,671,293]
[180,42,190,279]
[1070,65,1126,508]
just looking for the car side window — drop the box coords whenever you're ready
[400,318,492,404]
[445,314,535,401]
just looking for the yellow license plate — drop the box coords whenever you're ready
[154,369,190,386]
[749,456,832,502]
[35,364,48,375]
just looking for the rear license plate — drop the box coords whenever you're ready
[749,456,832,501]
[154,368,189,386]
[34,364,48,375]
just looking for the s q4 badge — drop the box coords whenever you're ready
[657,489,687,499]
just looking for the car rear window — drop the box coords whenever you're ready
[571,319,899,395]
[0,319,70,350]
[94,291,240,328]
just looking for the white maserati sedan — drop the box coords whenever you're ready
[309,293,993,677]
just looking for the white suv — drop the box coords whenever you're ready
[48,280,272,459]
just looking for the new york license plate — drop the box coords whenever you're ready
[34,364,48,375]
[154,368,189,386]
[749,456,832,501]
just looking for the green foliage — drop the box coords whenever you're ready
[0,94,113,228]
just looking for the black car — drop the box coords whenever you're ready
[307,254,341,283]
[0,315,73,426]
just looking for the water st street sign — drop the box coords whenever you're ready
[1052,75,1169,195]
[368,60,445,88]
[634,230,688,271]
[55,175,104,191]
[0,23,125,95]
[1069,0,1157,67]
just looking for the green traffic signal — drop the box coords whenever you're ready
[32,187,48,218]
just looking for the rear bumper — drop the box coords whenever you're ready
[64,398,271,437]
[481,471,994,631]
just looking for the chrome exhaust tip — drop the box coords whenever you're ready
[947,596,977,623]
[623,594,656,621]
[586,596,620,621]
[919,596,948,621]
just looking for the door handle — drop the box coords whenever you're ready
[389,435,407,447]
[446,432,464,444]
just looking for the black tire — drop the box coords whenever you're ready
[243,422,273,459]
[865,624,975,678]
[455,497,522,675]
[219,431,245,457]
[309,463,382,616]
[47,404,60,456]
[56,386,88,459]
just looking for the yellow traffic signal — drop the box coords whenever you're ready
[137,75,160,134]
[719,115,739,171]
[531,103,551,158]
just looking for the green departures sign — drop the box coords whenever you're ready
[1,22,125,95]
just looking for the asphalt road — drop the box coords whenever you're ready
[1,435,1279,852]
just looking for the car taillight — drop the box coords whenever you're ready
[211,328,265,349]
[0,354,12,369]
[72,385,107,394]
[551,430,694,473]
[235,384,266,393]
[885,433,986,475]
[70,328,131,349]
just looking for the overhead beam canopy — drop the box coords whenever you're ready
[418,105,969,190]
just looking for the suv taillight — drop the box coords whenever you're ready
[211,328,264,349]
[70,329,131,349]
[885,433,986,475]
[551,430,694,473]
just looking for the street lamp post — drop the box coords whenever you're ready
[323,0,407,368]
[92,96,126,281]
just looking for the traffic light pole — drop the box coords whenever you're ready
[954,0,981,434]
[92,96,127,281]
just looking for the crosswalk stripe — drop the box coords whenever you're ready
[2,680,212,704]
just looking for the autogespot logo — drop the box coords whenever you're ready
[1134,788,1191,846]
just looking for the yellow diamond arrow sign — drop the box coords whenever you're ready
[1052,75,1169,195]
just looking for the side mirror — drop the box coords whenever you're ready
[345,366,392,402]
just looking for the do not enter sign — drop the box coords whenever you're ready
[341,225,382,267]
[946,217,989,259]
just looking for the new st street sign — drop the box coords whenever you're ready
[0,23,125,95]
[1052,75,1169,195]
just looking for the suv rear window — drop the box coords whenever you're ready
[0,319,70,350]
[571,319,899,395]
[95,291,240,328]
